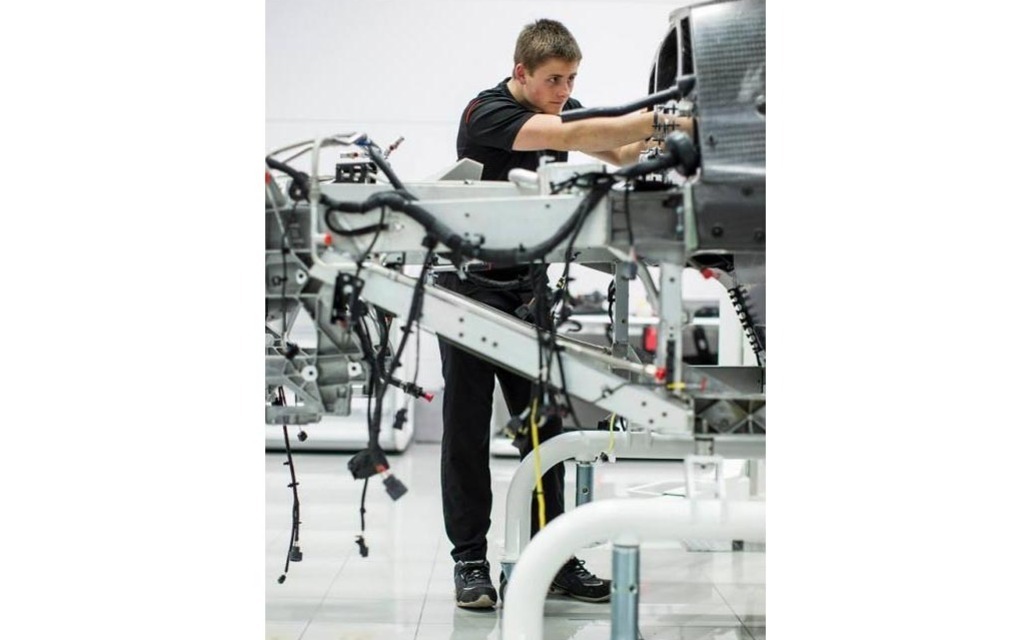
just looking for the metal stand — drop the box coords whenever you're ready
[611,544,640,640]
[576,460,595,506]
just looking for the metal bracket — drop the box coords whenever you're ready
[685,454,726,499]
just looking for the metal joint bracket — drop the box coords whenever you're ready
[685,454,725,499]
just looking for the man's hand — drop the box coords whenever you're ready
[586,116,695,167]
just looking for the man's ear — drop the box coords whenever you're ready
[513,63,528,84]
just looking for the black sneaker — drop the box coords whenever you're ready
[549,557,611,602]
[453,559,497,609]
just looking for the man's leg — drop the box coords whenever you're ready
[496,367,611,603]
[438,336,502,608]
[438,336,497,562]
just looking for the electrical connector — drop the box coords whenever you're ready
[382,474,408,501]
[392,408,408,431]
[347,448,388,480]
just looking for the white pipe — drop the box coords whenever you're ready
[501,430,765,563]
[502,497,766,640]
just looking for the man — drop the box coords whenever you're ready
[437,18,695,609]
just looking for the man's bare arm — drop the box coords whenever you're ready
[586,140,651,167]
[513,111,693,155]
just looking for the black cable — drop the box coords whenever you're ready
[546,189,598,432]
[552,339,584,429]
[268,153,622,269]
[354,478,370,557]
[363,143,412,196]
[359,478,369,530]
[279,202,300,344]
[527,260,577,432]
[606,280,616,326]
[355,207,388,278]
[380,248,435,386]
[465,269,546,291]
[357,246,436,454]
[325,217,388,237]
[376,309,392,382]
[413,320,422,384]
[352,317,381,447]
[276,387,303,584]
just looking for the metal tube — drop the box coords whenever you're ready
[501,497,766,640]
[501,430,764,565]
[611,545,640,640]
[576,461,595,506]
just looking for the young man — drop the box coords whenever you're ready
[437,19,694,609]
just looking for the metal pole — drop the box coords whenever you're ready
[611,544,640,640]
[576,460,594,506]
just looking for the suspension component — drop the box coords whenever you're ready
[726,285,765,366]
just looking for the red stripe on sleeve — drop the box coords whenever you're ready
[464,99,482,124]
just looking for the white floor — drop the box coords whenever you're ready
[265,441,765,640]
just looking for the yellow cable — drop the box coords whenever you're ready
[529,397,546,529]
[607,412,617,453]
[667,382,687,390]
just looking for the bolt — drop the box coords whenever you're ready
[712,226,724,238]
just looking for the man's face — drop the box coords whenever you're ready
[515,58,579,115]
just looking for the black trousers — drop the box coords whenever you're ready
[435,272,565,562]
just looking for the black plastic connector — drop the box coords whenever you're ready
[347,448,388,480]
[383,475,408,501]
[514,298,537,323]
[289,546,303,562]
[388,379,434,402]
[331,273,368,324]
[392,408,408,431]
[355,535,369,557]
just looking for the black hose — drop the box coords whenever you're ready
[364,144,413,197]
[613,131,700,179]
[560,76,695,123]
[465,269,546,291]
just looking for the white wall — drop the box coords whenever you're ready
[267,0,725,389]
[267,0,694,179]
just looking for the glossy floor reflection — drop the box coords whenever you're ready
[266,442,765,639]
